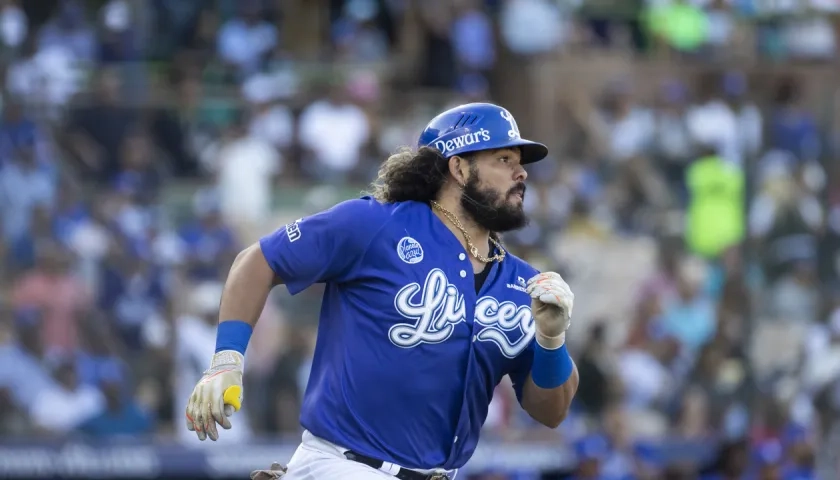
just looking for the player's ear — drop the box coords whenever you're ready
[448,155,469,187]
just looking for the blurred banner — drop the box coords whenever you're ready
[0,438,719,479]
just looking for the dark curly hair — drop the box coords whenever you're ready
[368,147,471,203]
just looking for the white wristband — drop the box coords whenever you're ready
[211,350,244,369]
[536,331,566,350]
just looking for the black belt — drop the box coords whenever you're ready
[343,451,450,480]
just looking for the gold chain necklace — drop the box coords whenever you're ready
[430,200,506,263]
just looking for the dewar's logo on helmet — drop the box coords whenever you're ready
[434,128,491,155]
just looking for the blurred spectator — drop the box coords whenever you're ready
[765,263,821,326]
[645,0,709,55]
[0,308,56,417]
[416,0,457,88]
[6,35,81,112]
[685,149,745,260]
[686,73,741,166]
[5,202,54,274]
[499,0,568,57]
[590,79,654,165]
[573,434,610,479]
[803,307,840,422]
[173,4,220,69]
[264,325,316,435]
[0,135,56,243]
[243,74,294,154]
[578,0,645,51]
[298,80,370,182]
[0,0,28,53]
[703,0,736,55]
[674,386,713,440]
[619,309,678,415]
[36,0,95,63]
[659,256,716,353]
[721,72,763,163]
[0,386,30,435]
[637,238,682,308]
[216,0,277,76]
[29,357,105,434]
[451,0,495,78]
[699,438,750,479]
[331,0,391,63]
[66,68,139,181]
[750,153,823,285]
[684,341,748,433]
[0,99,44,162]
[97,248,168,352]
[78,378,152,437]
[113,127,162,201]
[597,402,640,479]
[782,426,817,479]
[650,79,695,203]
[178,188,239,281]
[75,317,128,389]
[768,77,821,163]
[12,241,91,357]
[208,109,282,235]
[98,0,141,65]
[575,322,617,418]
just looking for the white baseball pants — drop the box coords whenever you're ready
[281,430,458,480]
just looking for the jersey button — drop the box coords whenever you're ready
[458,253,466,261]
[459,270,467,278]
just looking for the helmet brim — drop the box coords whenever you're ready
[507,139,549,165]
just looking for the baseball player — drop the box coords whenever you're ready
[185,102,580,480]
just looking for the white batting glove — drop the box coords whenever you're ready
[185,350,244,441]
[526,272,574,349]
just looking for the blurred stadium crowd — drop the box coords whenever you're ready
[1,0,840,479]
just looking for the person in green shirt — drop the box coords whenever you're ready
[685,148,745,260]
[646,0,710,53]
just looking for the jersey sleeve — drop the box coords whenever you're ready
[259,197,387,295]
[507,340,535,405]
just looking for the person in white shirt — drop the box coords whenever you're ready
[212,114,282,240]
[30,359,105,434]
[298,83,370,182]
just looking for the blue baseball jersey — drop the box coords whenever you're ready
[259,196,539,470]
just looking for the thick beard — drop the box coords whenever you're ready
[460,169,528,233]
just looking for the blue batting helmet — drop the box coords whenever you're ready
[417,102,548,164]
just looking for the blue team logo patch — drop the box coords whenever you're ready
[396,236,424,264]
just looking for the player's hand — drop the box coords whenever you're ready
[185,350,244,441]
[526,272,573,349]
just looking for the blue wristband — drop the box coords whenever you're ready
[215,320,253,355]
[531,343,574,389]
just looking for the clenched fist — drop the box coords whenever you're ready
[526,272,574,349]
[185,350,244,441]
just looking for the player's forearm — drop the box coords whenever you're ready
[520,336,579,428]
[522,364,579,429]
[213,243,278,357]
